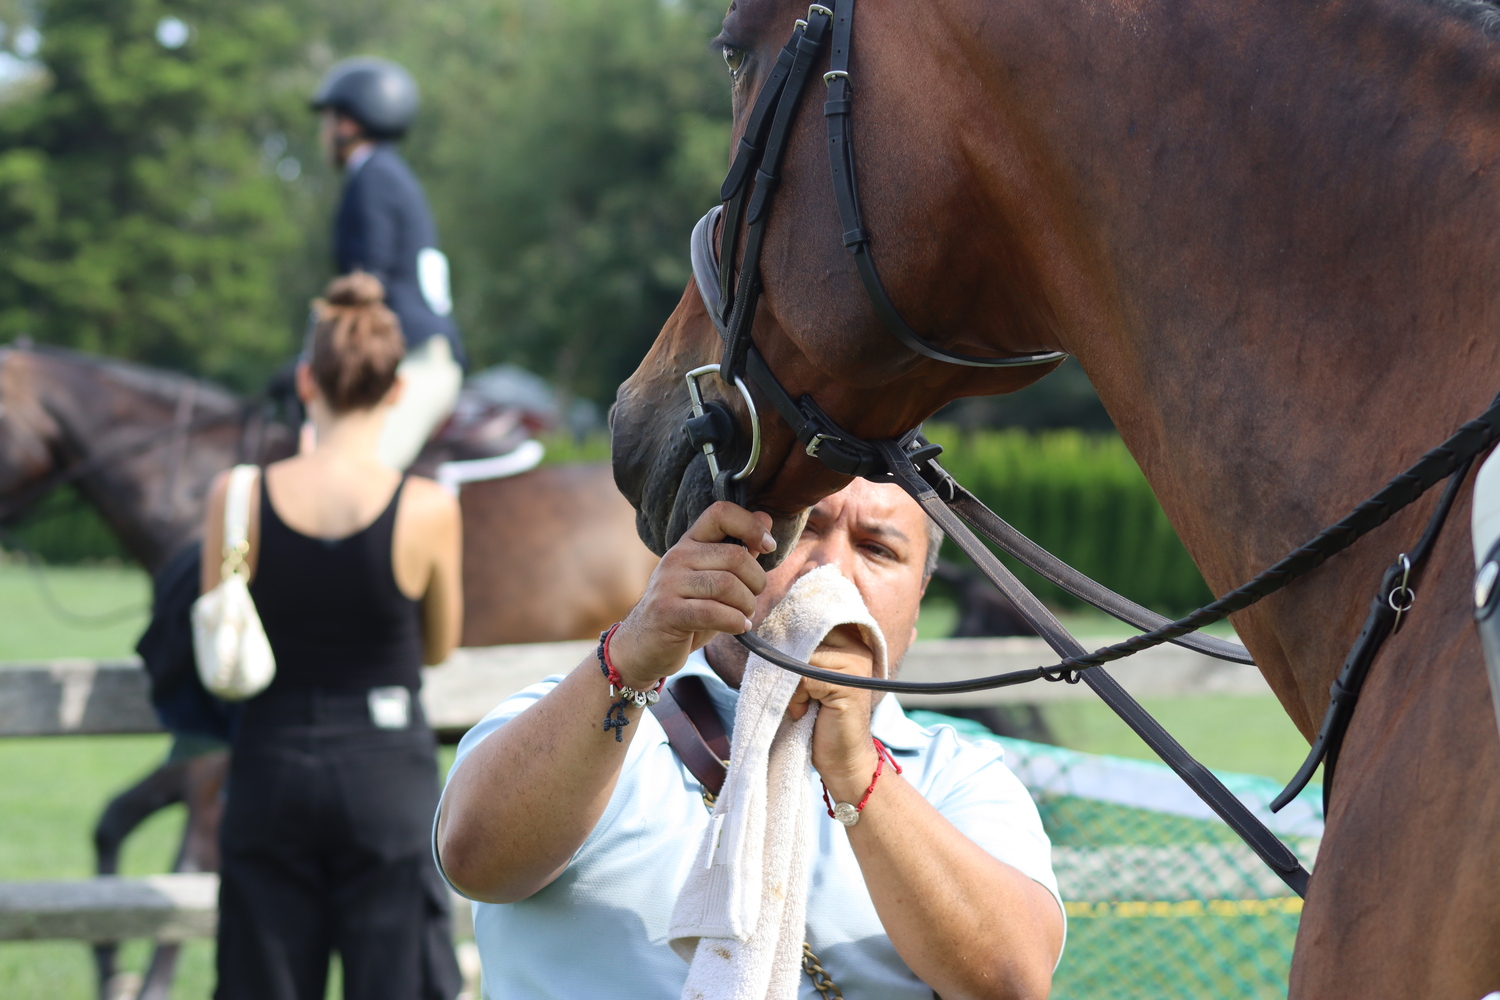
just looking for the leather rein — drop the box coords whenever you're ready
[677,0,1500,896]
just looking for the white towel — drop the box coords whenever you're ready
[669,564,889,1000]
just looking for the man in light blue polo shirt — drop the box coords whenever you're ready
[436,481,1065,999]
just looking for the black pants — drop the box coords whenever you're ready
[215,689,461,1000]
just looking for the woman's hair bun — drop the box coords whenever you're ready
[324,271,386,308]
[308,271,404,413]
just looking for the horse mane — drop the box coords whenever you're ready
[21,343,244,416]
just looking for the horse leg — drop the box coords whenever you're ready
[92,760,190,1000]
[135,749,229,1000]
[1289,615,1500,997]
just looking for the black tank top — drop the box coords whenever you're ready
[249,474,425,693]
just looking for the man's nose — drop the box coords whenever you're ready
[795,532,861,581]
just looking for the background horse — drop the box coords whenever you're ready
[609,0,1500,994]
[0,342,655,999]
[0,343,656,644]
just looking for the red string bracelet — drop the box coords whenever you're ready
[822,738,902,827]
[596,623,664,741]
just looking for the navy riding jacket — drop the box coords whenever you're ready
[333,143,464,362]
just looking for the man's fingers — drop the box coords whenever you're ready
[787,682,811,721]
[668,599,756,637]
[686,501,778,556]
[670,540,767,595]
[677,569,758,619]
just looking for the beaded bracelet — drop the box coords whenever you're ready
[821,738,902,826]
[596,623,664,741]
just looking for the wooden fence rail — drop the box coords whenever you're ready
[0,637,1272,740]
[0,874,475,944]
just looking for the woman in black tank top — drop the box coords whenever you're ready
[251,474,424,693]
[201,274,463,1000]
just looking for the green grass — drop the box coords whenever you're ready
[1045,694,1312,786]
[916,601,1306,779]
[0,563,150,661]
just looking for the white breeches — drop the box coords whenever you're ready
[377,336,463,471]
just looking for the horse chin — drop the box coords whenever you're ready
[623,438,807,569]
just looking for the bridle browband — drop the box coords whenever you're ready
[673,0,1500,896]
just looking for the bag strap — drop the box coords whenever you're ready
[221,464,258,580]
[650,674,730,797]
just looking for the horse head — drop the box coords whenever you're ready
[611,0,1073,562]
[0,343,252,569]
[0,344,64,501]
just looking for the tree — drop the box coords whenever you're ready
[1,0,735,404]
[0,0,312,387]
[339,0,732,404]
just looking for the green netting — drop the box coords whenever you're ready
[907,711,1322,1000]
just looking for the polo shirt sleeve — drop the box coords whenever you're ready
[433,676,563,897]
[919,726,1064,918]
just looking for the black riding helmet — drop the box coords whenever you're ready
[311,58,418,139]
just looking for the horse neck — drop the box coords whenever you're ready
[951,0,1500,730]
[30,352,243,572]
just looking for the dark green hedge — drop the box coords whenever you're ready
[923,425,1212,614]
[5,490,129,565]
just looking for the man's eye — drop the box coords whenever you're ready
[723,46,745,77]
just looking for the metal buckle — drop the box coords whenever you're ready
[1388,553,1416,632]
[807,4,834,18]
[805,432,840,458]
[823,70,849,85]
[1476,560,1499,609]
[685,364,762,482]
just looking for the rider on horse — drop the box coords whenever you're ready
[312,58,466,471]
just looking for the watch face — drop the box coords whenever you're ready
[833,802,860,826]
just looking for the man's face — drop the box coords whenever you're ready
[750,479,931,677]
[318,110,364,167]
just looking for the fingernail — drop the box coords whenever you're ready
[743,617,754,632]
[761,532,777,551]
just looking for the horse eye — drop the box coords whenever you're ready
[722,45,744,77]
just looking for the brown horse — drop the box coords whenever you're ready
[610,0,1500,994]
[0,343,656,643]
[0,342,654,999]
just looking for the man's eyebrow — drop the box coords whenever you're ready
[859,522,911,545]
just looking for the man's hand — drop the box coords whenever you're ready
[607,502,777,691]
[787,624,881,804]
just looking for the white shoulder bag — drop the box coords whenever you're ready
[191,464,276,701]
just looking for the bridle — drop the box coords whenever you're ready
[685,1,1063,498]
[677,0,1500,896]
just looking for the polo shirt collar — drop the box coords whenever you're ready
[679,651,926,754]
[344,143,378,175]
